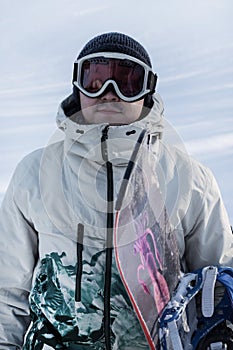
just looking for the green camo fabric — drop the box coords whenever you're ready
[23,251,149,349]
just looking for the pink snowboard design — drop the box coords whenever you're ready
[114,131,180,349]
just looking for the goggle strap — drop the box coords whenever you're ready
[73,62,78,83]
[147,72,157,93]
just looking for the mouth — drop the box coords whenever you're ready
[96,103,123,114]
[97,109,121,114]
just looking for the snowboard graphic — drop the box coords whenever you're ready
[114,130,181,349]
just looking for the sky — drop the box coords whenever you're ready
[1,0,233,222]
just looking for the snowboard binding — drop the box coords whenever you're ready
[159,266,233,350]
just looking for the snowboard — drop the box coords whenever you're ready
[114,130,181,349]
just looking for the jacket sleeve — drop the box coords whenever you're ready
[182,166,233,272]
[0,167,38,349]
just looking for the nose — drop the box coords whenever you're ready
[100,84,120,101]
[101,91,120,101]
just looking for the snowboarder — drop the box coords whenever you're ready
[0,32,232,349]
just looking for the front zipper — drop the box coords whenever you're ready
[75,223,84,302]
[101,125,114,350]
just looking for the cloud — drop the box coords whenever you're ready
[0,82,69,97]
[185,133,233,156]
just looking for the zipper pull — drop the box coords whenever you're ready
[101,125,109,162]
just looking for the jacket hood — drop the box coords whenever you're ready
[56,93,164,137]
[55,93,164,165]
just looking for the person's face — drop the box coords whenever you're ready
[80,90,144,125]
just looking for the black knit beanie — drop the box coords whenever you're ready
[63,32,155,117]
[77,32,152,67]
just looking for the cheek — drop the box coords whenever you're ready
[79,93,98,122]
[80,93,96,109]
[125,100,144,121]
[134,99,144,108]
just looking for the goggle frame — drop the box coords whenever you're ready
[73,52,157,102]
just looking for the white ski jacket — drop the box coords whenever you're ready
[0,94,232,349]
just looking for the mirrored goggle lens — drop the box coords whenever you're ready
[80,57,145,98]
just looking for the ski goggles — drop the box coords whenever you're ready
[73,52,157,102]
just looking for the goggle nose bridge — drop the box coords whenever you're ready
[96,80,120,97]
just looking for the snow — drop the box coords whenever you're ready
[1,0,232,222]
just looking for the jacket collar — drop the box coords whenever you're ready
[56,94,164,165]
